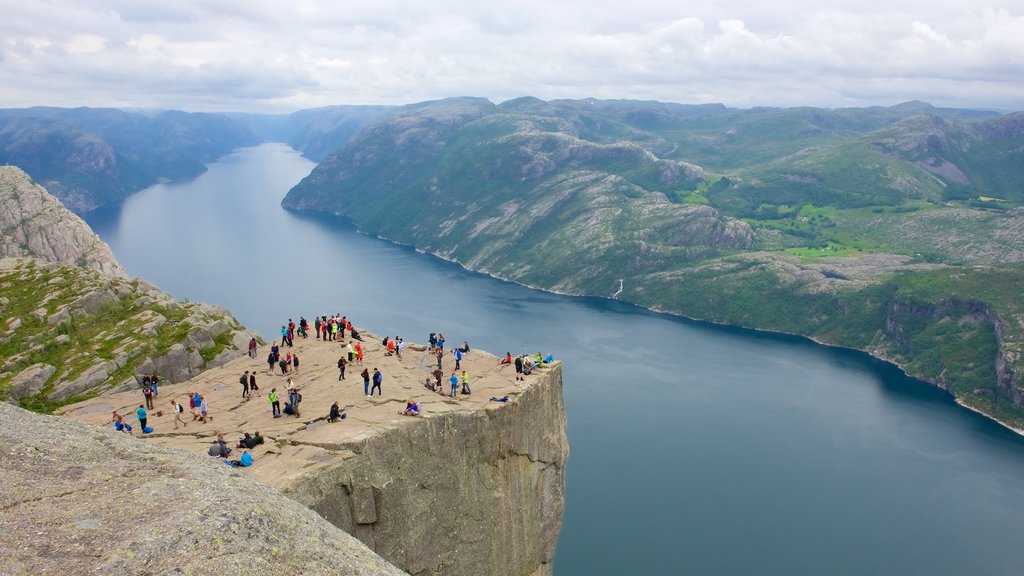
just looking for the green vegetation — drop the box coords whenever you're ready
[0,260,247,413]
[284,98,1024,429]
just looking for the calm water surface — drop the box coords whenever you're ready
[85,144,1024,575]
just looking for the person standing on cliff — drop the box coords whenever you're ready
[240,370,251,400]
[170,400,186,429]
[338,356,347,380]
[454,347,463,370]
[249,371,259,396]
[460,370,471,395]
[371,368,383,397]
[514,355,525,381]
[150,372,160,397]
[315,316,322,340]
[248,337,257,358]
[448,372,459,398]
[361,367,371,396]
[269,388,281,417]
[136,404,148,431]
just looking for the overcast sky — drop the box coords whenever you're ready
[1,0,1021,113]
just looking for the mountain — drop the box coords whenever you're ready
[0,165,125,277]
[0,107,259,213]
[231,104,394,161]
[283,97,1024,429]
[0,170,259,411]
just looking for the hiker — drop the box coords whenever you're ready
[280,325,289,348]
[199,396,210,423]
[249,371,259,396]
[361,368,371,396]
[435,348,444,370]
[240,370,251,400]
[460,370,471,395]
[292,353,300,373]
[371,368,383,397]
[400,399,420,416]
[136,404,148,431]
[267,351,276,374]
[143,383,154,410]
[437,333,445,352]
[449,372,459,398]
[269,388,281,417]
[171,400,187,429]
[315,317,322,340]
[287,379,301,416]
[279,356,289,375]
[432,367,444,392]
[299,316,308,338]
[248,337,257,358]
[514,355,525,381]
[355,342,364,365]
[227,451,253,467]
[236,432,256,450]
[338,356,347,380]
[108,411,132,434]
[150,372,160,396]
[209,433,231,458]
[454,347,463,370]
[428,332,437,351]
[396,337,404,359]
[328,401,347,422]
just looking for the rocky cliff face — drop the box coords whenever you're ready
[0,401,407,576]
[288,363,568,576]
[0,165,125,277]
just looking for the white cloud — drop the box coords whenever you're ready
[0,0,1020,112]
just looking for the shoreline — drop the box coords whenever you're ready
[319,209,1024,436]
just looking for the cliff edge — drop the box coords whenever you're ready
[63,333,569,576]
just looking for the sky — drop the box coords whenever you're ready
[1,0,1022,113]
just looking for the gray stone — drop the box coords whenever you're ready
[48,363,111,402]
[0,402,406,576]
[5,317,22,332]
[8,363,55,398]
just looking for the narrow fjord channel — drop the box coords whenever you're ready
[85,144,1024,575]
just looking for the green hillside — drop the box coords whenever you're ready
[283,97,1024,428]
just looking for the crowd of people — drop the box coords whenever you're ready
[107,313,552,473]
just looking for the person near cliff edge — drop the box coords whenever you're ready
[454,347,463,370]
[361,367,371,397]
[328,401,347,422]
[449,372,459,398]
[269,388,281,418]
[460,370,471,395]
[136,404,148,431]
[371,368,383,397]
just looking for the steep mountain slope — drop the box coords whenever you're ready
[283,97,1024,429]
[0,107,258,212]
[0,165,125,277]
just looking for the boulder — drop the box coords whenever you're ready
[8,363,55,399]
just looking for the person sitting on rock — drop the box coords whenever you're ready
[227,451,253,467]
[327,401,347,422]
[400,399,420,416]
[499,352,512,366]
[236,432,256,450]
[208,433,231,458]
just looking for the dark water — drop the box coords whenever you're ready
[85,144,1024,575]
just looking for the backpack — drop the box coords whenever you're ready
[240,375,247,385]
[143,386,152,397]
[175,403,184,414]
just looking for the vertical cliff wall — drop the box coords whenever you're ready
[286,364,568,576]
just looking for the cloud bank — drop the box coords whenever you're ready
[1,0,1021,112]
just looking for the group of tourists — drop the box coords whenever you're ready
[314,314,358,342]
[238,370,260,400]
[267,340,300,376]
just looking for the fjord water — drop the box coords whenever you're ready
[85,144,1024,575]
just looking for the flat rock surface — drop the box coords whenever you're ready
[62,331,548,492]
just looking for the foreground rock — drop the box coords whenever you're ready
[0,401,407,576]
[0,165,125,277]
[64,333,569,576]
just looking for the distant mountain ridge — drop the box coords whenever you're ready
[0,106,259,213]
[283,96,1024,430]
